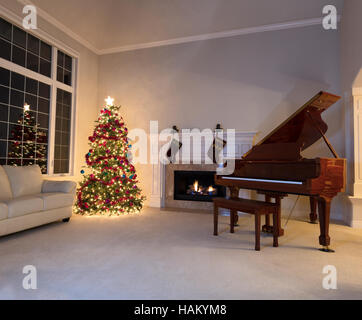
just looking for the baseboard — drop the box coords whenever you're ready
[148,196,162,208]
[351,220,362,229]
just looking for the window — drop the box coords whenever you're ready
[0,16,76,175]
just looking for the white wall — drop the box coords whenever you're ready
[340,0,362,226]
[98,25,344,220]
[0,0,99,184]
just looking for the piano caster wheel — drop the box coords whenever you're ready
[319,246,335,253]
[234,223,239,227]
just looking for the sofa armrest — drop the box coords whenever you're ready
[42,180,77,194]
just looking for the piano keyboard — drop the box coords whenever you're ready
[221,177,303,185]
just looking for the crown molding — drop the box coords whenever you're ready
[7,2,340,55]
[100,16,340,55]
[16,0,101,54]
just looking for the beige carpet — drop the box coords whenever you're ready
[0,208,361,300]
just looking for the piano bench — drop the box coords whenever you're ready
[213,197,279,251]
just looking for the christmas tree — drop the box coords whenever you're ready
[75,97,145,215]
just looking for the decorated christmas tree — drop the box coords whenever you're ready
[75,97,145,215]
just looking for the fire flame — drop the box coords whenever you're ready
[193,180,199,193]
[208,186,215,193]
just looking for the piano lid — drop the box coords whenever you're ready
[243,91,341,161]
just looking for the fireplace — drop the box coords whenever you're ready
[174,170,226,202]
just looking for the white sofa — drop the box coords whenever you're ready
[0,165,76,237]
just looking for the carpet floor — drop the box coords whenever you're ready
[0,208,361,300]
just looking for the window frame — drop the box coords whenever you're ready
[0,14,79,177]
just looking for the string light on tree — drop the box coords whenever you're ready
[75,97,145,215]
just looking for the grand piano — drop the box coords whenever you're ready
[215,91,346,252]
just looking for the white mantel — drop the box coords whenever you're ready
[149,131,257,208]
[347,87,362,228]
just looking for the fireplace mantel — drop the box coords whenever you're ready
[149,131,257,208]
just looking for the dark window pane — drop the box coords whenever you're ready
[63,70,71,86]
[0,122,8,139]
[56,90,63,103]
[26,52,39,73]
[63,91,72,105]
[61,132,70,145]
[0,18,12,41]
[13,26,26,48]
[63,106,71,119]
[0,39,11,61]
[27,34,39,55]
[56,104,62,118]
[54,145,61,159]
[25,94,37,112]
[38,98,49,114]
[64,55,72,71]
[37,129,48,144]
[62,119,70,132]
[61,160,69,173]
[9,106,23,124]
[61,146,69,159]
[9,124,22,141]
[11,45,26,67]
[56,117,62,129]
[54,160,61,173]
[39,59,51,77]
[0,86,9,104]
[11,72,25,91]
[23,143,35,158]
[0,104,9,121]
[10,90,24,107]
[57,66,63,83]
[0,141,6,158]
[38,82,50,99]
[57,51,64,67]
[0,67,10,86]
[38,113,48,129]
[40,41,51,61]
[25,78,38,95]
[55,131,61,145]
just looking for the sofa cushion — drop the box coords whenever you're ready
[42,180,77,194]
[0,202,8,220]
[5,196,44,218]
[3,165,43,198]
[37,193,75,211]
[0,166,13,201]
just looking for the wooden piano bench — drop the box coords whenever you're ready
[213,197,280,251]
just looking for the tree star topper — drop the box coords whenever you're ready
[105,96,114,107]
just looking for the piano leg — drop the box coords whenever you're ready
[317,196,335,252]
[230,187,240,226]
[309,196,318,224]
[262,194,284,236]
[262,195,273,233]
[213,203,218,236]
[230,209,235,233]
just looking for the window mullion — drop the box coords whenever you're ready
[48,47,58,175]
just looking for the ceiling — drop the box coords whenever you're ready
[25,0,343,53]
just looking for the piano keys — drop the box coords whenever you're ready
[215,91,346,252]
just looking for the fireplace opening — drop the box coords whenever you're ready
[174,170,226,202]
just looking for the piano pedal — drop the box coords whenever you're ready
[319,246,335,253]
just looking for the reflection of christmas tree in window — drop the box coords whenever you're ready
[9,104,47,173]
